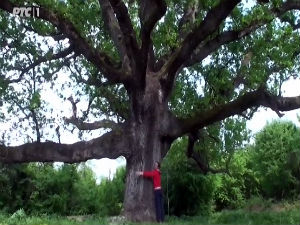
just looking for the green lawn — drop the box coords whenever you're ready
[0,201,299,225]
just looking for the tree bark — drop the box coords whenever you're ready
[123,72,171,221]
[124,140,164,221]
[123,122,171,221]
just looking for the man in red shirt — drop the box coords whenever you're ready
[136,161,164,222]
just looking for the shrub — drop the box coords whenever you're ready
[250,121,300,199]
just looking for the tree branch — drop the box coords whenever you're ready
[108,0,140,75]
[22,23,67,41]
[65,118,118,130]
[75,73,121,87]
[174,87,300,137]
[7,46,74,83]
[186,132,228,174]
[184,0,300,68]
[184,24,262,68]
[99,0,131,74]
[0,128,131,163]
[139,0,166,74]
[30,109,41,143]
[275,0,300,14]
[280,15,300,30]
[65,96,118,130]
[178,1,199,40]
[158,0,240,79]
[0,0,127,85]
[69,61,111,88]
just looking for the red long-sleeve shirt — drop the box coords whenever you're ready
[143,169,161,189]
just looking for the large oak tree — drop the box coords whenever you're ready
[1,0,300,221]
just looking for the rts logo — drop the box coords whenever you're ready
[12,6,40,18]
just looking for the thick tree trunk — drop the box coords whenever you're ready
[123,145,162,221]
[123,119,171,221]
[123,73,171,221]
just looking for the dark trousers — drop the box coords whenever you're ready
[154,189,164,222]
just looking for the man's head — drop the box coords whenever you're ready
[155,161,160,170]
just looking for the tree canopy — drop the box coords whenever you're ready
[0,0,299,160]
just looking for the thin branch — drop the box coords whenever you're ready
[75,74,120,87]
[178,1,199,40]
[68,63,128,120]
[10,96,41,143]
[56,126,61,144]
[68,96,79,119]
[22,23,67,41]
[7,46,73,83]
[65,96,118,130]
[30,109,41,143]
[82,96,95,121]
[65,117,118,130]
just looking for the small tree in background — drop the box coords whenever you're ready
[97,167,126,216]
[250,121,300,199]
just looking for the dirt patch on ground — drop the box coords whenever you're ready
[247,204,266,212]
[246,200,300,213]
[270,203,286,212]
[66,215,126,224]
[67,215,92,222]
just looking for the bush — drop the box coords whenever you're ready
[162,138,216,216]
[0,162,126,216]
[97,166,126,216]
[250,121,300,199]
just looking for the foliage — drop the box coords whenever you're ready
[0,211,108,225]
[0,199,299,225]
[162,138,216,216]
[97,167,126,216]
[213,173,245,211]
[0,162,125,216]
[162,119,300,214]
[0,163,34,213]
[249,120,300,199]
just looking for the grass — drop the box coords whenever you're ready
[0,213,108,225]
[0,200,299,225]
